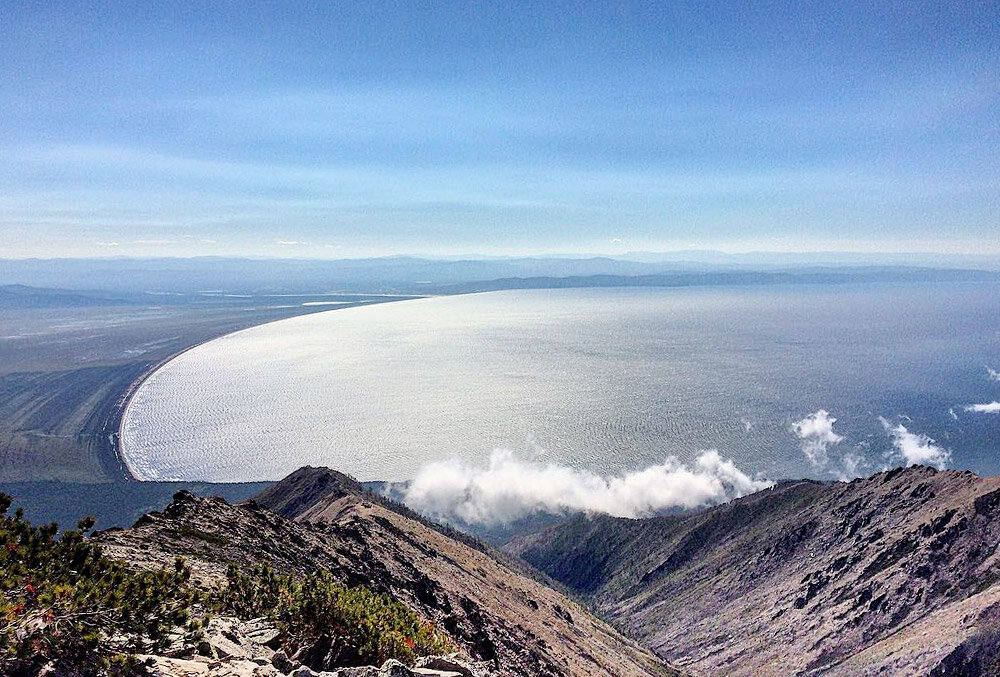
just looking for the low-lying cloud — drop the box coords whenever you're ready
[791,410,844,469]
[879,417,951,469]
[403,449,772,525]
[965,402,1000,414]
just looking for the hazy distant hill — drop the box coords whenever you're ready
[0,284,134,308]
[4,255,999,295]
[431,266,1000,293]
[0,256,694,293]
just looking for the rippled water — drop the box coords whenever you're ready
[121,283,1000,482]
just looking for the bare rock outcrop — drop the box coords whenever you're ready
[509,465,1000,676]
[98,468,678,677]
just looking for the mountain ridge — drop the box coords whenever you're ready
[507,465,1000,675]
[95,466,679,677]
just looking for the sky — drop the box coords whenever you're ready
[1,1,998,259]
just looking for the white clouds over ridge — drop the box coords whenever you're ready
[403,449,772,526]
[791,410,844,469]
[879,417,951,469]
[404,407,969,525]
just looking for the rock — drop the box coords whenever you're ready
[196,640,217,659]
[288,667,319,677]
[272,649,297,674]
[245,617,283,648]
[414,655,478,677]
[379,660,414,676]
[143,655,284,676]
[336,666,380,677]
[206,620,252,660]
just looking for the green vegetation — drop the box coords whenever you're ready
[219,562,454,667]
[0,494,453,675]
[0,494,198,677]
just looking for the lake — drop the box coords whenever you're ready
[121,282,1000,483]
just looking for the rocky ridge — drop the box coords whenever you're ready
[508,465,1000,676]
[97,468,678,677]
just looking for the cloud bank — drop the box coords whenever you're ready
[879,417,951,469]
[791,410,844,468]
[965,401,1000,414]
[402,449,772,525]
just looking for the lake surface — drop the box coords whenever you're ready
[121,283,1000,482]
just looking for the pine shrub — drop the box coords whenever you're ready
[0,494,198,677]
[218,563,453,667]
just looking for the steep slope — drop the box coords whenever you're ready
[98,467,678,677]
[508,466,1000,676]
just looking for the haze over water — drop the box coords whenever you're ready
[121,283,1000,484]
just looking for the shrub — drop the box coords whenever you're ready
[0,494,198,677]
[0,492,455,675]
[218,563,453,668]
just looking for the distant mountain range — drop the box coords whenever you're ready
[2,256,999,297]
[0,283,134,308]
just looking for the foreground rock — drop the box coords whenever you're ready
[508,465,1000,676]
[98,467,678,677]
[144,652,480,677]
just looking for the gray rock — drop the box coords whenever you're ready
[196,640,217,659]
[379,660,415,676]
[414,656,477,677]
[336,667,379,677]
[245,617,282,648]
[289,667,319,677]
[272,649,297,674]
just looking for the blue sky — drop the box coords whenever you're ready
[2,1,998,258]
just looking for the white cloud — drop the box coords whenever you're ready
[791,410,844,469]
[402,448,772,525]
[276,239,307,246]
[839,450,867,480]
[966,402,1000,414]
[879,417,951,469]
[987,366,1000,382]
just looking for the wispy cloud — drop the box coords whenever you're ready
[791,410,843,469]
[987,367,1000,382]
[403,449,771,525]
[879,417,951,469]
[965,402,1000,414]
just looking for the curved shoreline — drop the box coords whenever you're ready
[112,296,429,482]
[111,338,221,481]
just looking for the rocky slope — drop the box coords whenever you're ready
[139,614,492,677]
[507,465,1000,676]
[97,467,678,677]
